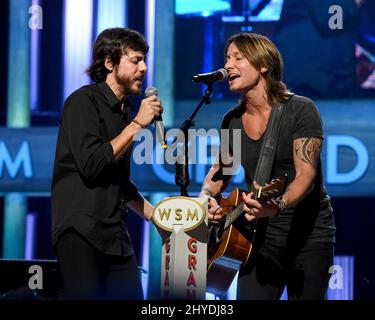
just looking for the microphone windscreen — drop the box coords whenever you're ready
[217,68,228,81]
[145,86,157,98]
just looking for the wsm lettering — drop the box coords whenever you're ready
[158,208,199,221]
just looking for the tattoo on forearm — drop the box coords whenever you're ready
[295,138,322,166]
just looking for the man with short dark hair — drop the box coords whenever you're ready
[51,28,162,300]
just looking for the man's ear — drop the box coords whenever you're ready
[104,56,114,72]
[261,66,268,74]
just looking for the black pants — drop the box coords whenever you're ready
[56,229,144,300]
[237,241,334,300]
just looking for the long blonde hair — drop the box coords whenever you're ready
[225,32,291,106]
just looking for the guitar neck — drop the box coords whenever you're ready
[223,192,261,230]
[224,201,244,229]
[221,177,286,230]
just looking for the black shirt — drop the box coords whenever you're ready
[222,95,336,249]
[51,82,139,256]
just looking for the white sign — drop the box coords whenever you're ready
[153,197,208,300]
[153,197,206,232]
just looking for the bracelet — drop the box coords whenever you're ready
[275,196,287,216]
[132,119,145,129]
[201,187,214,197]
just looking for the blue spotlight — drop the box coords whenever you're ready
[176,0,230,16]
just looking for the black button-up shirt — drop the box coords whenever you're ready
[51,82,139,256]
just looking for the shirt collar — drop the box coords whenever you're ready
[97,81,122,109]
[97,81,134,113]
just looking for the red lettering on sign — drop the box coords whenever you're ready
[187,237,197,253]
[188,255,197,271]
[186,271,197,287]
[165,255,170,271]
[164,271,169,287]
[165,238,170,254]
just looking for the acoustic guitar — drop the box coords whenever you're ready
[206,175,287,297]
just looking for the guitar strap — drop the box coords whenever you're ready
[244,96,293,269]
[250,95,292,190]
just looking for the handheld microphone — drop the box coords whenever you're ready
[192,68,228,83]
[145,86,167,150]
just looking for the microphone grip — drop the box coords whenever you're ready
[155,113,163,122]
[155,114,167,150]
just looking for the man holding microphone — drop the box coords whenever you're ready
[51,28,161,300]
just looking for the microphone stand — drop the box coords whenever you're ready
[175,81,214,196]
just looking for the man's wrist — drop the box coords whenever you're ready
[144,213,153,222]
[132,118,146,129]
[275,196,287,216]
[200,187,214,198]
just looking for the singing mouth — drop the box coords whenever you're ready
[135,76,144,83]
[228,74,240,81]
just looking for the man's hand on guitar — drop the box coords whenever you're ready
[200,194,224,223]
[242,181,279,222]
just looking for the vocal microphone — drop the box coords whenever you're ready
[145,86,167,150]
[192,68,228,83]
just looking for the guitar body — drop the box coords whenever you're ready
[207,188,256,297]
[206,175,287,297]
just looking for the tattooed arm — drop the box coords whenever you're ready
[281,137,322,209]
